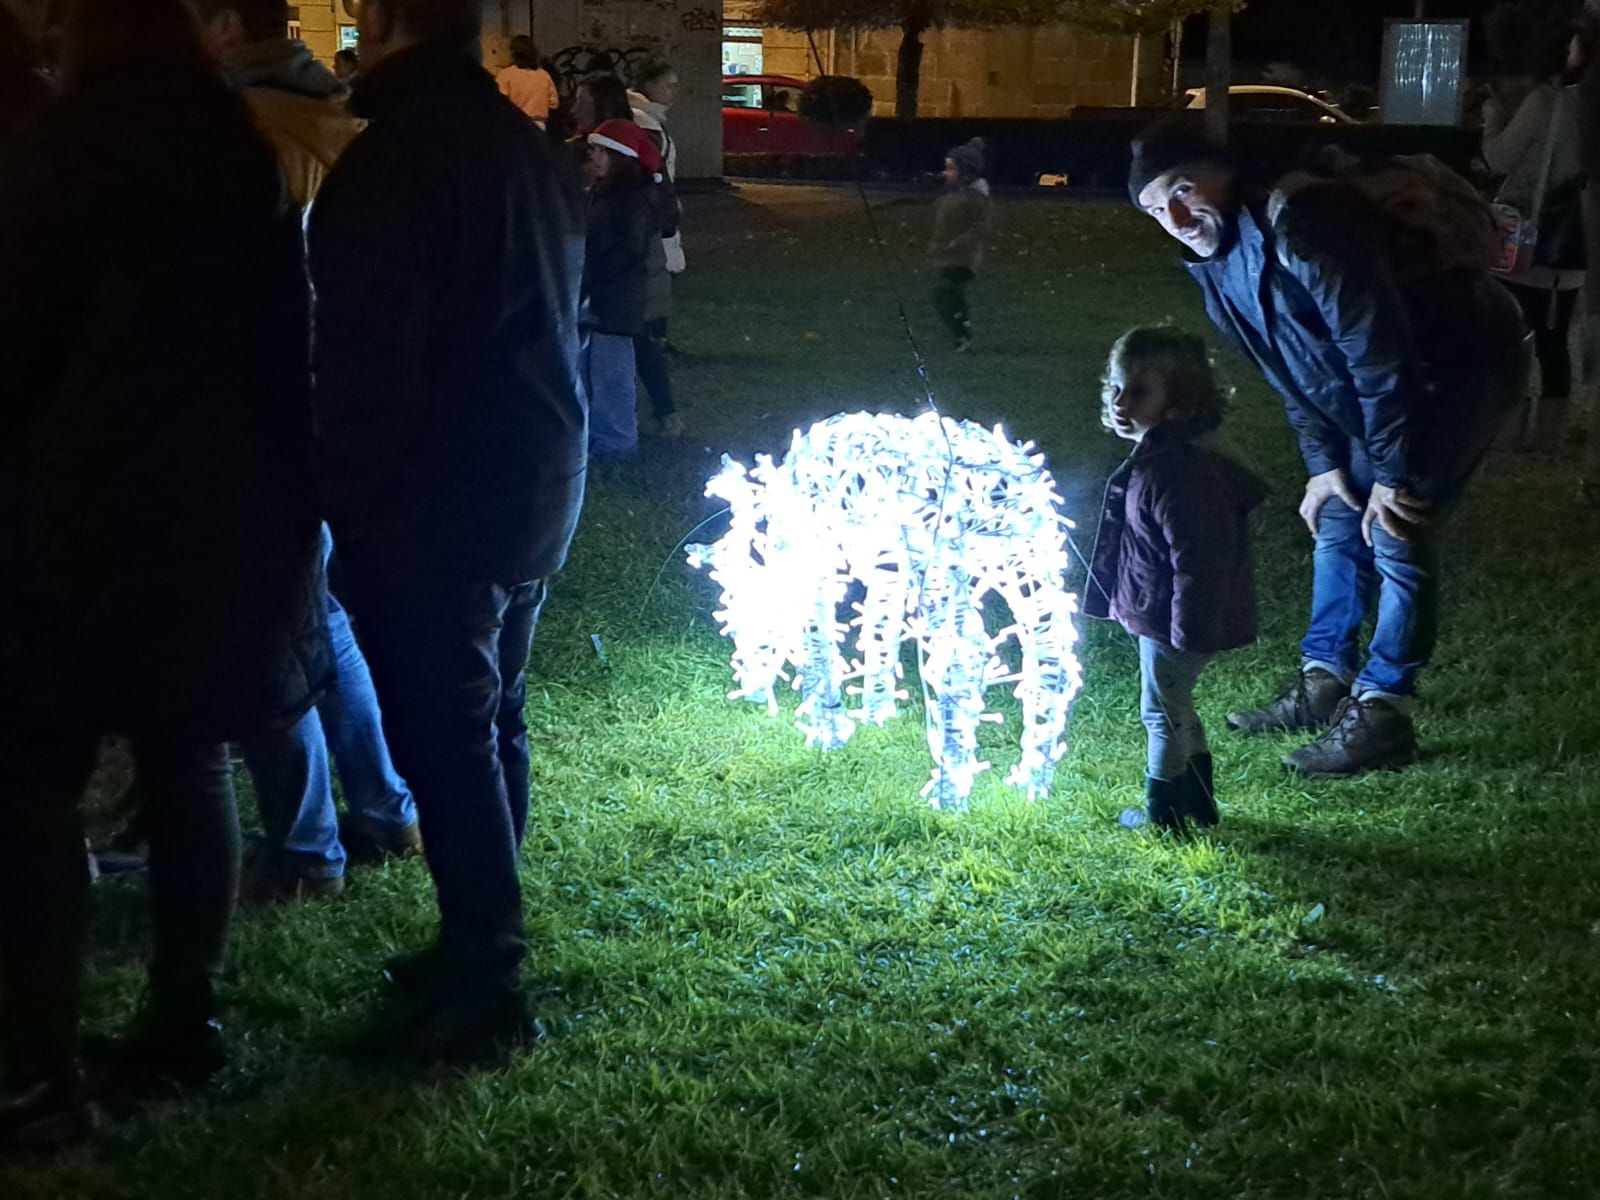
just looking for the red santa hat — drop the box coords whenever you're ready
[587,119,664,180]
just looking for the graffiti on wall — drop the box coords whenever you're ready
[679,6,718,33]
[550,44,658,94]
[575,0,721,42]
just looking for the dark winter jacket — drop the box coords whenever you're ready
[0,55,328,740]
[928,180,992,272]
[308,40,588,582]
[1187,194,1525,497]
[583,179,657,337]
[1085,426,1269,654]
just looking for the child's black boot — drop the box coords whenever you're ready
[1143,775,1191,833]
[1184,752,1220,828]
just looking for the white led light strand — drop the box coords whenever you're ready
[687,411,1082,810]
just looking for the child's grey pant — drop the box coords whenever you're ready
[1139,637,1213,781]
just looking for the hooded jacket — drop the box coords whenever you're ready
[1085,426,1268,654]
[233,39,361,208]
[308,40,587,582]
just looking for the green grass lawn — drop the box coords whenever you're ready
[9,186,1600,1199]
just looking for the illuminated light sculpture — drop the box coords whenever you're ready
[686,411,1082,811]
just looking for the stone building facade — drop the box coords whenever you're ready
[724,3,1156,119]
[290,1,723,178]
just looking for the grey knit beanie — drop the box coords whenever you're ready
[946,137,986,181]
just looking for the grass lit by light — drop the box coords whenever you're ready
[9,187,1600,1199]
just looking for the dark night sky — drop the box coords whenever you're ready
[1188,0,1503,84]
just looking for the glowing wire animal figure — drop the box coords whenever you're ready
[686,411,1082,810]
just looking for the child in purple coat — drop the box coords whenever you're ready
[1085,328,1269,832]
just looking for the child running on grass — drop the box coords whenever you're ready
[928,137,991,352]
[1084,328,1268,832]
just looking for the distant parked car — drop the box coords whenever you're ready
[1183,85,1360,124]
[723,74,867,159]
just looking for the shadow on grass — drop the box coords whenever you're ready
[1230,812,1600,988]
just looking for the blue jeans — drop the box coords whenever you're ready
[336,543,548,986]
[584,331,638,458]
[1300,442,1444,699]
[1299,336,1529,697]
[244,526,414,878]
[1139,637,1213,780]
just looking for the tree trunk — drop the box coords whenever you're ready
[1204,1,1232,145]
[895,18,928,119]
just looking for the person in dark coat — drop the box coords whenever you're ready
[0,0,326,1149]
[1128,118,1528,778]
[1087,328,1268,833]
[583,117,664,458]
[194,0,420,905]
[307,0,587,1063]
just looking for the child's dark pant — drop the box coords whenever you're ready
[933,267,974,343]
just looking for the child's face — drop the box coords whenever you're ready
[586,143,613,185]
[943,158,959,186]
[1102,359,1172,442]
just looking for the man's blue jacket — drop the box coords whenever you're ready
[1186,194,1525,496]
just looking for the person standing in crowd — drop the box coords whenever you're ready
[583,117,666,459]
[334,46,359,84]
[629,57,687,437]
[1128,118,1527,776]
[496,33,557,129]
[568,71,632,166]
[308,0,587,1063]
[0,0,326,1148]
[1087,328,1267,834]
[196,0,356,206]
[929,137,992,353]
[194,0,418,904]
[239,531,419,902]
[1483,17,1591,451]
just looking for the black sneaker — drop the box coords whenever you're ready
[1282,696,1419,777]
[0,1064,98,1153]
[1226,667,1349,734]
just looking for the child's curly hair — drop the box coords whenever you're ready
[1103,326,1227,434]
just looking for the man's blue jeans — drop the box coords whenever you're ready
[1300,335,1529,699]
[1301,440,1455,700]
[244,526,415,878]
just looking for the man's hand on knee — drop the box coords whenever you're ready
[1298,469,1361,534]
[1361,482,1431,546]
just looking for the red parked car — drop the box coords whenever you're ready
[722,74,866,159]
